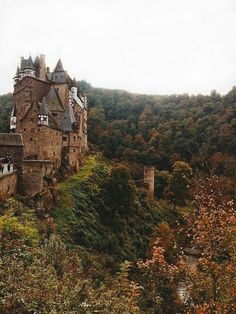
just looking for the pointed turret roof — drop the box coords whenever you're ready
[54,59,64,72]
[34,55,40,67]
[60,104,76,132]
[72,77,77,87]
[26,56,35,70]
[20,56,35,71]
[29,55,33,64]
[39,97,48,115]
[20,58,26,71]
[45,87,64,112]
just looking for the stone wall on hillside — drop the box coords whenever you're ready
[19,160,54,197]
[0,171,17,195]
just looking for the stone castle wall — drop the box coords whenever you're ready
[13,77,51,125]
[22,111,63,169]
[20,160,54,197]
[0,171,17,196]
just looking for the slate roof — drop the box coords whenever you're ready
[39,97,48,115]
[45,87,64,112]
[66,73,73,88]
[52,59,71,84]
[52,71,67,84]
[28,56,34,69]
[34,56,40,67]
[72,77,76,87]
[19,57,35,72]
[48,111,62,131]
[60,104,76,132]
[38,97,62,130]
[0,133,24,146]
[54,59,64,72]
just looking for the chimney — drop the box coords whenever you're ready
[144,166,155,201]
[39,54,46,80]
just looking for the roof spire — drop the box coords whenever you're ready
[60,103,76,132]
[72,77,77,87]
[34,55,40,67]
[39,97,48,115]
[54,59,64,72]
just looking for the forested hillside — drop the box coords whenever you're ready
[85,84,236,178]
[0,86,236,312]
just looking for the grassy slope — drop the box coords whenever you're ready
[52,155,111,244]
[52,155,182,265]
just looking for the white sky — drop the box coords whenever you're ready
[1,0,236,95]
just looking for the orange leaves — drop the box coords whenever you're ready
[185,176,236,312]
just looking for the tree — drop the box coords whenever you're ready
[154,170,170,199]
[99,164,137,216]
[185,176,236,313]
[0,235,141,313]
[165,161,192,205]
[137,236,184,313]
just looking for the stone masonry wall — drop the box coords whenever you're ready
[0,171,17,195]
[20,160,54,197]
[68,132,81,172]
[13,77,51,126]
[21,106,63,169]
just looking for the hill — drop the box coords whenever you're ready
[0,85,236,312]
[85,85,235,176]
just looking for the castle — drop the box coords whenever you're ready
[0,54,88,197]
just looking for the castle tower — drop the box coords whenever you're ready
[144,166,155,201]
[11,53,88,174]
[38,97,49,126]
[52,59,68,105]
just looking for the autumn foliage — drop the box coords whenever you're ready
[185,176,236,313]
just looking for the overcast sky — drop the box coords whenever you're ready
[1,0,236,95]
